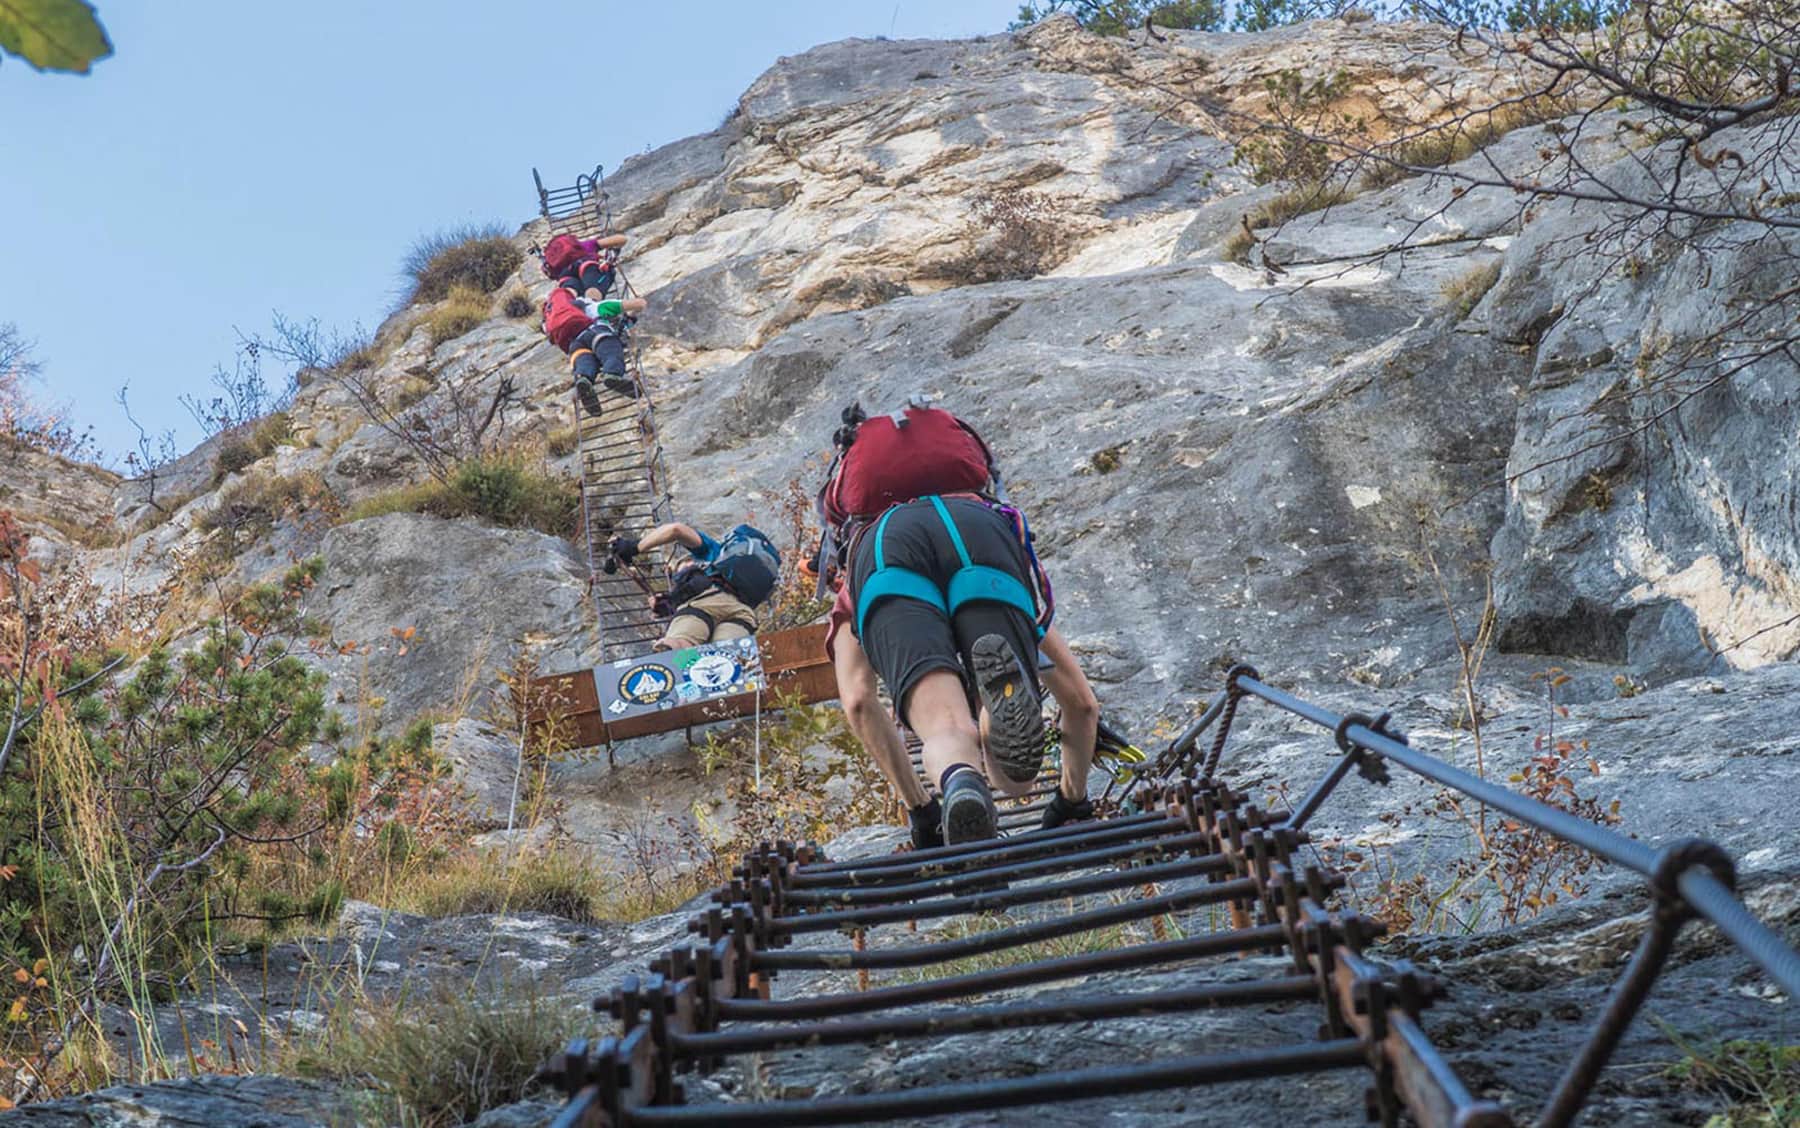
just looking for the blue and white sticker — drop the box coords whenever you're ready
[688,653,742,692]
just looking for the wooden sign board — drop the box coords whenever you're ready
[525,623,838,748]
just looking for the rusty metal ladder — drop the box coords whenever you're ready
[542,668,1800,1127]
[534,165,680,662]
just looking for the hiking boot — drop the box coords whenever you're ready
[908,797,944,850]
[940,768,997,845]
[574,377,604,416]
[602,375,640,398]
[971,633,1045,784]
[1040,790,1095,831]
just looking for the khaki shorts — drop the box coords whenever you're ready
[658,589,758,650]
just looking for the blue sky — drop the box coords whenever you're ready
[1,1,1023,460]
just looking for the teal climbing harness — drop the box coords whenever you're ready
[854,495,1045,639]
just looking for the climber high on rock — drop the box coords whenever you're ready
[816,401,1101,849]
[541,230,627,300]
[542,288,645,413]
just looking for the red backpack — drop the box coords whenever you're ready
[541,288,592,350]
[821,404,996,526]
[540,234,587,277]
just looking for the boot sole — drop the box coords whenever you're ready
[972,633,1045,784]
[942,784,997,845]
[575,380,604,416]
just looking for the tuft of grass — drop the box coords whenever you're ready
[1664,1036,1799,1127]
[396,846,609,923]
[287,986,580,1128]
[421,284,492,346]
[545,422,580,459]
[345,456,579,537]
[196,469,337,544]
[1089,443,1126,474]
[403,223,521,303]
[501,288,535,319]
[1441,260,1502,319]
[1224,181,1354,265]
[211,412,295,482]
[37,511,123,549]
[1362,98,1572,191]
[386,841,715,925]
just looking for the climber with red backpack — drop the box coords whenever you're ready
[541,232,627,299]
[542,288,646,413]
[817,400,1100,847]
[609,522,782,651]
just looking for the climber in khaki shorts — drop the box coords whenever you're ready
[608,521,782,651]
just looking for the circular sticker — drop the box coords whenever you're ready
[618,663,676,706]
[688,653,741,692]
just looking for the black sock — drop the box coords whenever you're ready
[909,798,938,820]
[940,763,978,794]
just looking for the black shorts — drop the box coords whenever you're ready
[849,497,1039,727]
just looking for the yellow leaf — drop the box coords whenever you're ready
[31,958,47,975]
[7,997,26,1022]
[0,1094,13,1110]
[10,969,27,984]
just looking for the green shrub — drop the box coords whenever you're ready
[347,457,578,537]
[403,224,521,303]
[0,562,336,972]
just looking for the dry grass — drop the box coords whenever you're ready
[420,285,492,346]
[285,986,579,1128]
[1441,260,1503,319]
[344,457,578,537]
[1361,98,1572,191]
[1223,181,1354,264]
[544,423,580,459]
[211,412,295,482]
[393,845,610,923]
[403,224,521,303]
[195,469,338,545]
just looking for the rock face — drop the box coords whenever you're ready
[306,513,599,729]
[13,18,1799,1122]
[0,442,119,544]
[35,15,1793,740]
[9,1075,352,1127]
[1486,148,1800,679]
